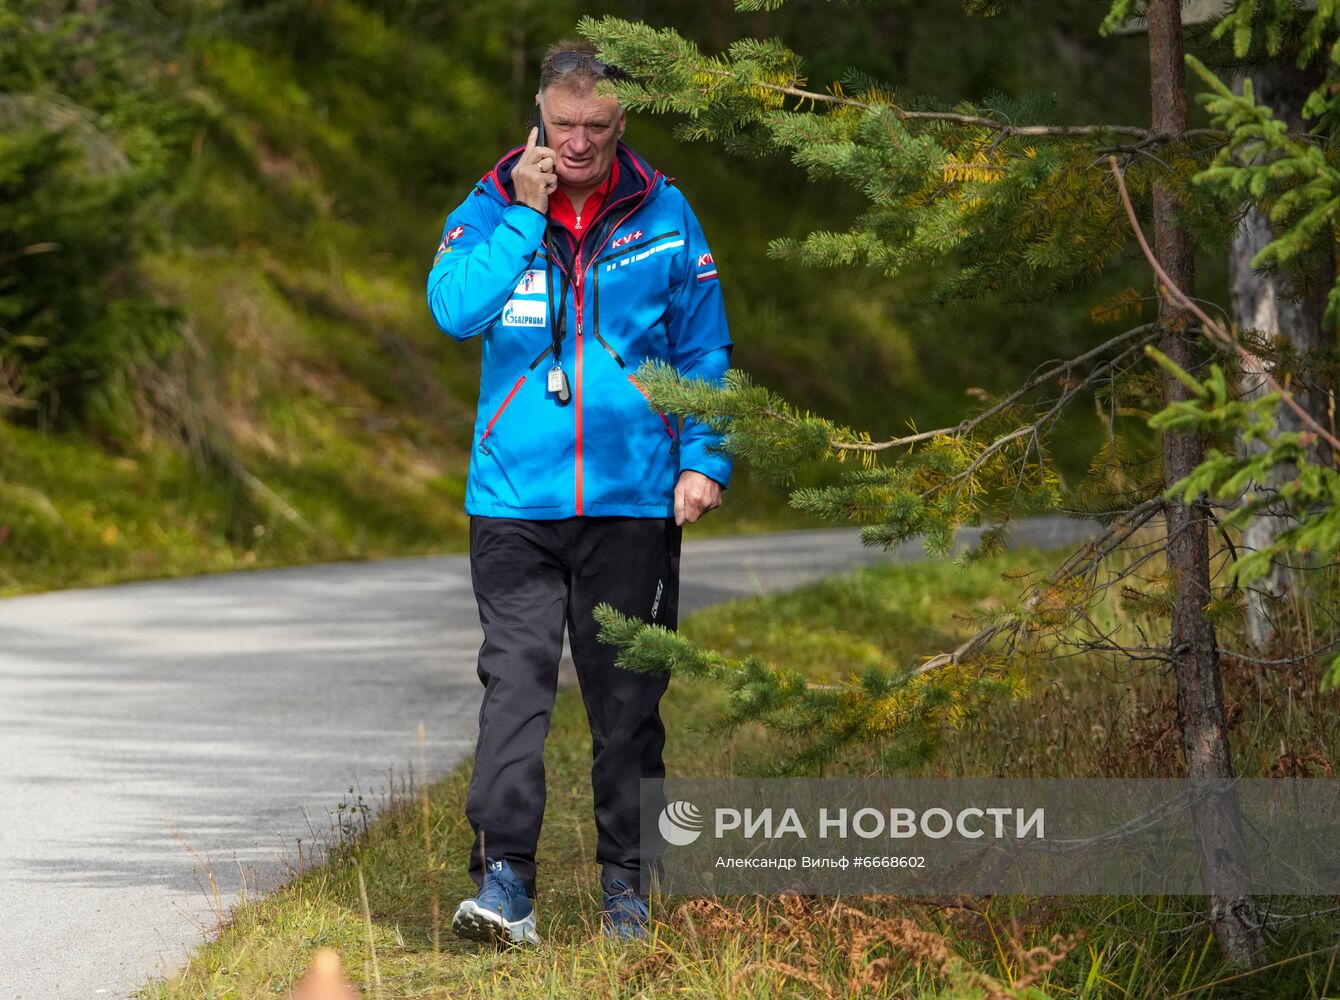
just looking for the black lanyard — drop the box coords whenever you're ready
[544,230,569,363]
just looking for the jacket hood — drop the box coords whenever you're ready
[481,141,663,209]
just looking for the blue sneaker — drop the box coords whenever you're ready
[452,858,540,946]
[601,878,650,940]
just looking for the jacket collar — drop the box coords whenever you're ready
[484,141,660,210]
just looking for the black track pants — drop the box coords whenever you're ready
[464,515,681,898]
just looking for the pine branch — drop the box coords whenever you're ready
[594,600,1017,773]
[631,321,1154,560]
[695,68,1236,142]
[581,16,1279,301]
[915,496,1165,673]
[635,323,1157,465]
[593,497,1166,770]
[580,18,1318,145]
[933,332,1161,505]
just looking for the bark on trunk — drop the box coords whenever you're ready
[1147,0,1265,967]
[509,2,527,110]
[1228,60,1332,651]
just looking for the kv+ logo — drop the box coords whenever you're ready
[658,800,703,846]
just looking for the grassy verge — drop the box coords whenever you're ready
[143,548,1339,999]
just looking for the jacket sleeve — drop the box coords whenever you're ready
[425,191,547,341]
[666,195,733,489]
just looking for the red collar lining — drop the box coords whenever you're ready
[548,157,621,236]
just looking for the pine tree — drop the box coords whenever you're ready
[583,0,1340,967]
[0,0,192,432]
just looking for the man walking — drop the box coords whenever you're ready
[425,42,732,944]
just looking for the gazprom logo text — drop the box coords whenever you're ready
[501,299,547,327]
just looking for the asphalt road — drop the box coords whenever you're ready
[0,518,1091,998]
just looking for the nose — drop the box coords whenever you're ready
[566,128,593,153]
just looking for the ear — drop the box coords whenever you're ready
[616,108,627,140]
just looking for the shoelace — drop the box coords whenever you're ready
[478,861,514,911]
[605,879,649,921]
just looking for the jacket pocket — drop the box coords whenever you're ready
[477,375,526,455]
[625,373,677,452]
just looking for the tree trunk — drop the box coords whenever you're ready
[509,0,528,110]
[1147,0,1265,967]
[1228,60,1332,652]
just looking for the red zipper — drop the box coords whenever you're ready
[477,375,526,454]
[568,172,661,515]
[574,248,585,515]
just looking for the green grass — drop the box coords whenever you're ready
[142,548,1340,999]
[0,414,468,596]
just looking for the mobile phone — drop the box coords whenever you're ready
[526,98,546,147]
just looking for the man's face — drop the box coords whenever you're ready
[540,83,626,191]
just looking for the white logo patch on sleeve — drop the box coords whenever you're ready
[501,299,548,327]
[513,269,547,296]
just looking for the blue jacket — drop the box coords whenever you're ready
[427,142,732,519]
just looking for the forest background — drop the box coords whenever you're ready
[0,0,1151,594]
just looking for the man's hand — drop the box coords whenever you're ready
[513,127,558,214]
[674,470,723,527]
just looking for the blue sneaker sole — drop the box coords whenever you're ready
[452,899,540,946]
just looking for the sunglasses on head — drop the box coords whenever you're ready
[548,50,628,81]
